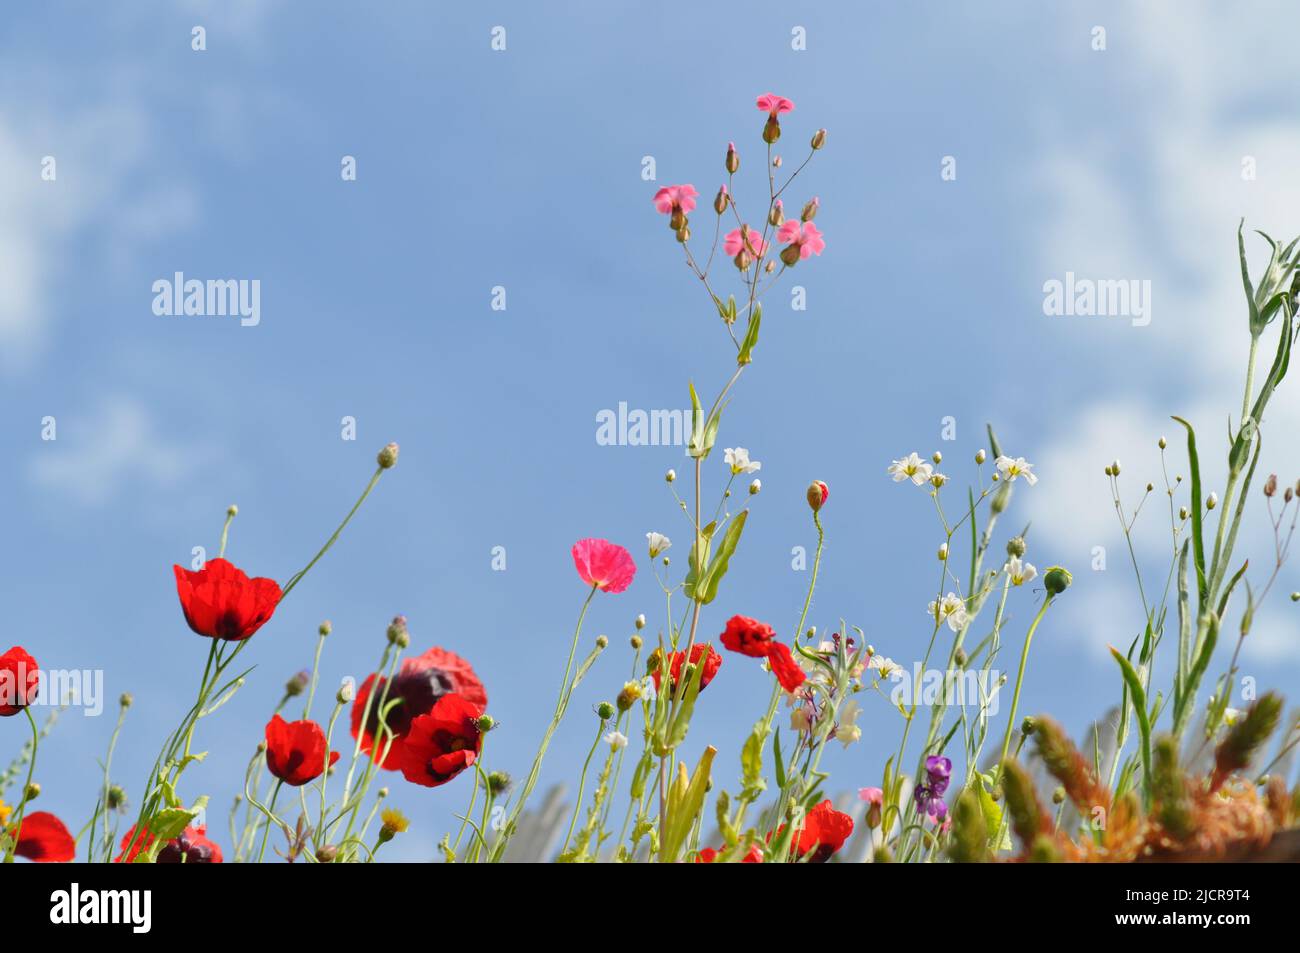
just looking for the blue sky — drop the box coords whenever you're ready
[4,1,1298,860]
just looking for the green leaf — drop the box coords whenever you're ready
[694,510,748,605]
[1110,647,1152,801]
[1171,416,1208,605]
[687,381,704,458]
[976,778,1012,852]
[737,303,762,365]
[741,724,765,790]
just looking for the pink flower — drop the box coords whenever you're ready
[857,787,883,805]
[571,538,636,594]
[778,220,826,259]
[653,184,699,215]
[756,93,795,116]
[724,227,767,258]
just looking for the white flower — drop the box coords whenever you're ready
[646,531,672,559]
[869,654,903,680]
[888,452,933,485]
[929,472,949,488]
[1005,557,1037,587]
[1222,708,1243,728]
[790,707,812,733]
[835,700,863,749]
[995,455,1038,486]
[605,730,629,750]
[724,447,762,475]
[927,592,969,632]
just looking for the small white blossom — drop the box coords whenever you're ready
[995,455,1038,486]
[888,452,933,485]
[1222,708,1243,728]
[646,531,672,559]
[724,447,762,475]
[835,700,863,749]
[1005,557,1037,587]
[605,730,629,750]
[928,592,969,632]
[869,654,904,680]
[929,472,949,489]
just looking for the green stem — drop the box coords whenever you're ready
[995,595,1055,779]
[2,709,39,863]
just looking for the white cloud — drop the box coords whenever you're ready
[28,398,212,507]
[1024,2,1300,657]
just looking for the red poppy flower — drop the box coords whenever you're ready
[173,558,282,642]
[695,844,763,863]
[0,645,39,717]
[720,615,778,658]
[116,824,224,863]
[792,799,854,863]
[652,643,722,695]
[767,641,807,693]
[398,693,484,788]
[11,812,75,862]
[265,714,340,787]
[351,646,487,770]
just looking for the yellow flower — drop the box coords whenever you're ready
[0,798,11,826]
[380,808,409,836]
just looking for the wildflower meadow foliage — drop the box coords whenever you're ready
[3,93,1300,867]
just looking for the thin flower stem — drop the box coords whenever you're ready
[563,719,607,851]
[1,709,40,864]
[280,467,384,603]
[995,595,1055,780]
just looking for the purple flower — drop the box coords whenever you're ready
[924,755,952,796]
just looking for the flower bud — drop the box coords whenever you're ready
[1043,566,1072,595]
[768,199,784,227]
[1158,436,1167,449]
[937,543,948,561]
[316,845,339,863]
[337,678,356,704]
[285,669,310,698]
[1052,786,1066,805]
[120,692,133,710]
[319,620,332,637]
[772,155,782,168]
[617,680,643,711]
[24,782,40,801]
[377,442,400,469]
[806,480,829,512]
[488,771,512,796]
[1264,474,1278,497]
[801,197,819,222]
[634,613,646,630]
[725,141,739,174]
[107,784,127,810]
[670,209,686,231]
[630,634,643,650]
[1006,536,1027,558]
[780,243,802,267]
[665,469,676,483]
[975,449,986,464]
[1021,716,1036,737]
[676,225,690,243]
[1179,506,1189,520]
[1111,459,1121,476]
[763,116,781,144]
[749,479,761,495]
[733,249,752,271]
[713,185,729,215]
[596,634,608,649]
[596,701,616,721]
[387,615,410,647]
[811,128,826,150]
[226,504,239,518]
[1207,492,1219,510]
[1291,592,1299,602]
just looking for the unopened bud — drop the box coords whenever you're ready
[377,442,400,469]
[1043,566,1072,595]
[488,771,512,796]
[769,199,784,227]
[475,714,495,733]
[780,243,802,267]
[806,480,829,512]
[1158,436,1167,449]
[226,504,239,518]
[596,635,608,649]
[801,197,819,222]
[24,782,40,801]
[725,141,739,174]
[318,620,332,637]
[630,634,643,650]
[713,185,729,215]
[387,615,410,647]
[1052,786,1066,805]
[1264,474,1278,497]
[762,116,781,143]
[107,785,127,810]
[1021,716,1037,736]
[635,613,646,630]
[316,845,339,863]
[1179,506,1189,520]
[975,449,986,464]
[1111,459,1121,476]
[596,701,616,721]
[811,128,826,150]
[665,469,676,483]
[285,670,310,698]
[1007,536,1027,558]
[749,479,761,495]
[120,693,133,710]
[1207,492,1219,510]
[337,678,356,704]
[938,543,948,561]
